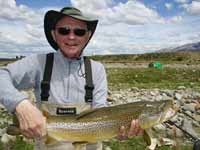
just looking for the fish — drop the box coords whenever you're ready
[7,100,177,149]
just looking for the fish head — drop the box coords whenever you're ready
[138,100,178,129]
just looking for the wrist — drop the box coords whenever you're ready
[15,99,31,113]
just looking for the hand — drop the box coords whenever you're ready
[15,100,46,139]
[117,119,144,140]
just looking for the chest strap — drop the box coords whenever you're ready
[40,53,54,101]
[84,56,94,103]
[40,53,94,103]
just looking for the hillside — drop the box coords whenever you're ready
[158,42,200,53]
[90,51,200,64]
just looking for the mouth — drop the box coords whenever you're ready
[65,43,78,47]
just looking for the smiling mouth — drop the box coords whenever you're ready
[65,43,78,47]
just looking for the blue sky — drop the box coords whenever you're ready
[0,0,199,58]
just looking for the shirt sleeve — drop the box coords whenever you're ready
[91,60,108,108]
[0,55,42,112]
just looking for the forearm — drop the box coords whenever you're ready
[0,69,28,112]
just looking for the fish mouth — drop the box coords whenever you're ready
[160,107,177,122]
[138,105,177,129]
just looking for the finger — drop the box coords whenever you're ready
[41,117,47,137]
[19,120,35,138]
[117,126,128,141]
[38,117,47,137]
[21,127,35,139]
[134,119,140,136]
[128,120,137,137]
[120,126,126,136]
[30,117,47,138]
[133,120,144,136]
[137,129,144,136]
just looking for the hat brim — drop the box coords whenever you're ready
[44,10,98,50]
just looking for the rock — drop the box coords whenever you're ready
[159,138,176,146]
[183,103,196,113]
[1,133,16,144]
[0,128,6,136]
[195,103,200,111]
[104,146,112,150]
[183,119,199,139]
[174,93,182,100]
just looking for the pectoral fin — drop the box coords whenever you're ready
[143,129,151,146]
[72,142,88,150]
[45,136,59,145]
[143,129,158,150]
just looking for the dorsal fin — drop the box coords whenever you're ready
[75,108,98,120]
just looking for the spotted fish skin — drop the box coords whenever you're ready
[7,100,177,145]
[45,100,176,143]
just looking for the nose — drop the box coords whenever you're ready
[67,30,76,40]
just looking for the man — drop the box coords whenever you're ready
[0,7,142,150]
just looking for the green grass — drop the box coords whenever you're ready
[0,136,33,150]
[90,52,200,65]
[103,137,193,150]
[107,67,200,90]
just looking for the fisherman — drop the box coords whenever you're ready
[0,6,143,150]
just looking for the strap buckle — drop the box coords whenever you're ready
[85,85,94,103]
[40,81,50,101]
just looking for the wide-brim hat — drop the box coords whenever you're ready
[44,7,98,50]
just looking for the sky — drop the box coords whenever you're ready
[0,0,200,58]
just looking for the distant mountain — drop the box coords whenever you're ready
[158,42,200,53]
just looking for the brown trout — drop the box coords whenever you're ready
[7,100,177,147]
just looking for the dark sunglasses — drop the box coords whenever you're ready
[56,27,88,37]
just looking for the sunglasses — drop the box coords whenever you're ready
[56,27,88,37]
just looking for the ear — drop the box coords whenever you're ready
[88,31,92,38]
[86,31,92,42]
[51,30,56,42]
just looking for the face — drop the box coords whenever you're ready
[51,16,91,58]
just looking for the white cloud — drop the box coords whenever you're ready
[71,0,165,25]
[0,0,42,24]
[186,1,200,15]
[169,16,183,23]
[174,0,190,4]
[0,0,52,55]
[165,3,173,10]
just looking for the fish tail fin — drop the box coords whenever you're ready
[6,125,21,135]
[7,115,21,136]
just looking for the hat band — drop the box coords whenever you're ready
[62,10,82,16]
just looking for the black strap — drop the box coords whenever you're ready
[40,53,54,101]
[40,54,93,103]
[84,56,94,103]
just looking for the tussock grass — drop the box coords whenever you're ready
[107,67,200,91]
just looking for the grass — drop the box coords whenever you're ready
[103,137,193,150]
[0,136,34,150]
[107,67,200,91]
[91,52,200,64]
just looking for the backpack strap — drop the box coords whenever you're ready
[84,56,94,103]
[40,53,54,101]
